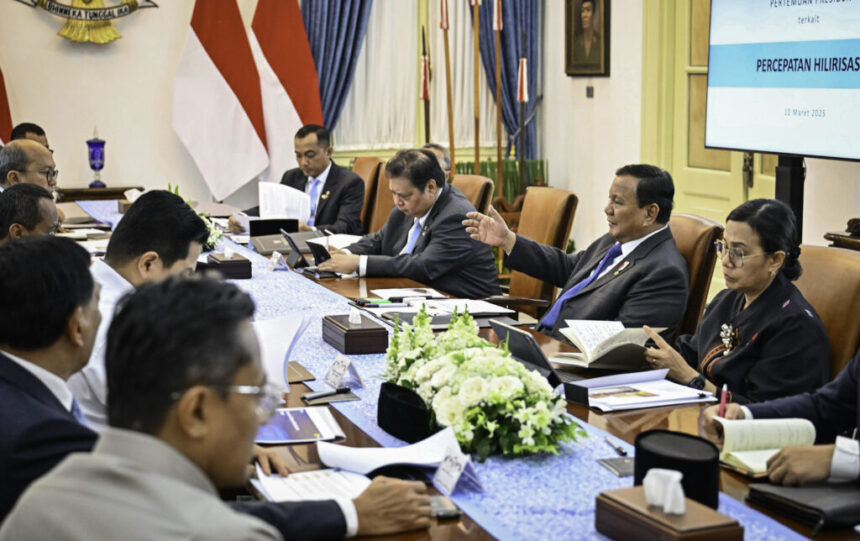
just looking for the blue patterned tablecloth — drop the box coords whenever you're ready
[77,199,807,541]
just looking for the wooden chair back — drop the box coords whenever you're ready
[794,245,860,378]
[509,186,578,318]
[368,163,394,233]
[668,214,725,337]
[451,174,494,213]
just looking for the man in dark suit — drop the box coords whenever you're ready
[0,237,430,538]
[230,124,364,235]
[701,348,860,486]
[464,164,689,342]
[0,184,59,245]
[319,149,500,299]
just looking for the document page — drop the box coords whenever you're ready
[716,417,816,455]
[259,183,311,221]
[253,466,371,502]
[370,288,445,301]
[307,234,363,250]
[252,316,311,387]
[559,320,625,359]
[587,379,714,412]
[421,299,515,316]
[317,427,459,474]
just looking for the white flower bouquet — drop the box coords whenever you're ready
[384,307,586,460]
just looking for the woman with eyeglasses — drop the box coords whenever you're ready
[643,198,829,403]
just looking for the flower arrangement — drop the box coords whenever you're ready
[167,184,223,251]
[384,307,586,460]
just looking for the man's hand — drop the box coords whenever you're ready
[462,206,516,252]
[251,444,290,476]
[227,215,247,234]
[298,221,314,232]
[767,444,835,485]
[318,254,359,274]
[353,477,431,536]
[698,403,745,446]
[643,326,698,383]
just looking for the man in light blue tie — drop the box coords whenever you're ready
[464,164,689,343]
[320,149,500,299]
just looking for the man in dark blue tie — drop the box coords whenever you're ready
[319,149,500,299]
[464,164,689,342]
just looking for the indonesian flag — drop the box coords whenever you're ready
[493,0,503,31]
[517,58,528,102]
[249,0,323,183]
[440,0,449,30]
[420,54,430,101]
[0,64,12,145]
[172,0,269,201]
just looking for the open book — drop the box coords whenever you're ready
[714,417,816,476]
[555,320,662,370]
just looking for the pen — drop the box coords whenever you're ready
[302,387,351,401]
[604,436,627,456]
[718,383,728,417]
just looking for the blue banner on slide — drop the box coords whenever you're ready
[709,39,860,89]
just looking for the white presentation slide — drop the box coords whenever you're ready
[706,0,860,160]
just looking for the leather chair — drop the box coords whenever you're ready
[352,157,382,233]
[451,174,494,213]
[794,245,860,378]
[485,186,579,318]
[367,163,394,233]
[668,214,724,338]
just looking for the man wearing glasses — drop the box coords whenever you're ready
[0,239,431,539]
[0,139,58,193]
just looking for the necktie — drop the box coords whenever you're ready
[402,220,423,254]
[70,398,87,426]
[540,242,623,329]
[307,178,321,226]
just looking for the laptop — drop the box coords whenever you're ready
[488,319,584,388]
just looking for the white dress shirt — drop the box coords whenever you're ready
[1,349,74,413]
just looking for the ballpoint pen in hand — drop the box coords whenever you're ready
[718,383,728,417]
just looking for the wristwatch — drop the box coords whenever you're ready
[687,374,706,390]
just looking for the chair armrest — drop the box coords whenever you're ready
[483,295,550,309]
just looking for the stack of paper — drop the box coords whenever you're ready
[252,466,371,502]
[259,183,311,221]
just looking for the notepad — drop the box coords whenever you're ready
[714,417,816,475]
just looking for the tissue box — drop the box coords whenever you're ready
[322,314,388,354]
[595,487,742,541]
[206,253,252,279]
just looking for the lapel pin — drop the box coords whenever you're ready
[321,191,330,200]
[613,260,630,276]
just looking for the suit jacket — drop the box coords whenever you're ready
[677,273,829,404]
[748,348,860,449]
[347,184,500,299]
[0,354,346,539]
[282,162,365,234]
[505,227,689,342]
[0,352,97,522]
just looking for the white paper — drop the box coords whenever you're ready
[370,288,445,301]
[256,406,345,444]
[318,427,458,474]
[421,299,515,316]
[253,466,371,502]
[78,239,110,255]
[307,234,363,250]
[643,468,686,514]
[252,316,311,387]
[259,183,311,221]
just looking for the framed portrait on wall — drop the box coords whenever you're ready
[565,0,610,77]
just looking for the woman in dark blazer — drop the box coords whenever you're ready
[644,199,829,404]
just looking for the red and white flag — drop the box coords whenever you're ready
[249,0,323,183]
[517,58,528,103]
[172,0,269,201]
[440,0,449,30]
[493,0,503,31]
[420,54,430,101]
[0,64,12,145]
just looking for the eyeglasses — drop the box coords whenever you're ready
[16,168,59,183]
[713,240,769,268]
[171,381,284,422]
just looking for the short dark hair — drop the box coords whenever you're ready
[10,122,46,141]
[104,190,209,268]
[421,143,451,172]
[295,124,331,149]
[386,149,447,191]
[0,183,54,240]
[106,274,256,434]
[726,198,802,280]
[0,142,30,186]
[0,236,94,350]
[615,164,674,224]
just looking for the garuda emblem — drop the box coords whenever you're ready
[14,0,158,44]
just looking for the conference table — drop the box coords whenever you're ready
[77,200,856,540]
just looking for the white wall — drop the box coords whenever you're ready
[541,0,643,248]
[0,1,260,205]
